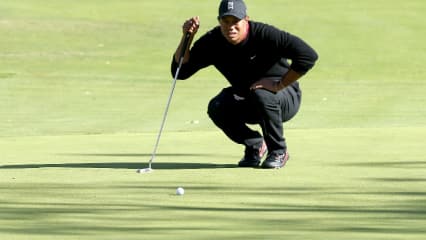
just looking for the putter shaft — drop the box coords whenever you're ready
[145,32,191,170]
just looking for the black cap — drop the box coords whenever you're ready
[218,0,247,20]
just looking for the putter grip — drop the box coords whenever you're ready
[178,32,191,61]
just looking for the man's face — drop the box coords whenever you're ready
[219,15,249,45]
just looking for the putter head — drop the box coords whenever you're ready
[136,168,153,174]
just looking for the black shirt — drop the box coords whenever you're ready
[172,21,318,96]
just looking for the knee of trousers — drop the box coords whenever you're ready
[207,97,223,122]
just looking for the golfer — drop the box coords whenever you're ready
[171,0,318,168]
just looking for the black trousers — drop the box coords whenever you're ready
[207,83,301,154]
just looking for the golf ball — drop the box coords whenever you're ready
[176,187,185,196]
[136,168,152,174]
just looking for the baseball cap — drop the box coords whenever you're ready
[218,0,247,20]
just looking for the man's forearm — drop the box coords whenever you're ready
[174,34,195,64]
[277,69,303,91]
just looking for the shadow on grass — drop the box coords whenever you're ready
[61,153,228,158]
[340,161,426,168]
[1,185,425,237]
[368,177,426,182]
[0,152,238,170]
[0,162,236,170]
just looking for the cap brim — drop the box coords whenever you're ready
[218,13,245,20]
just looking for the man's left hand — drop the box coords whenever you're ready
[250,70,303,93]
[250,78,279,93]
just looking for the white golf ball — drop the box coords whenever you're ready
[176,187,185,196]
[136,168,152,174]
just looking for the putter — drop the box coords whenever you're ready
[137,32,191,174]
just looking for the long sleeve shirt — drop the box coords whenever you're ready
[171,21,318,97]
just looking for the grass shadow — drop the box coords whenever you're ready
[60,153,229,157]
[340,161,426,168]
[0,162,236,170]
[1,152,238,170]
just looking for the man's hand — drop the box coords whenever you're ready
[250,69,303,93]
[175,16,200,63]
[183,16,200,36]
[250,78,279,93]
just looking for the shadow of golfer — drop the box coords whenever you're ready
[0,162,236,170]
[0,153,237,170]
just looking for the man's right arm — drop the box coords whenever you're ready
[173,16,200,64]
[171,17,214,80]
[171,16,202,80]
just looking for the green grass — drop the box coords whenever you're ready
[1,129,425,239]
[1,0,425,239]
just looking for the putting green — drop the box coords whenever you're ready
[1,128,425,240]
